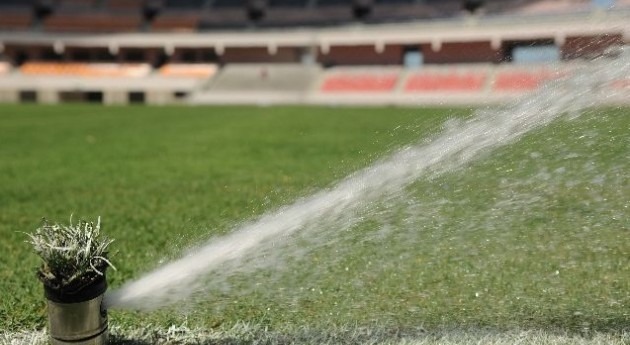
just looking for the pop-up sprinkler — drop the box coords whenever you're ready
[27,216,115,345]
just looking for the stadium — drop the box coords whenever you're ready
[0,0,628,105]
[0,1,629,344]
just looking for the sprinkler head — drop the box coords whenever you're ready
[26,216,114,344]
[45,275,109,345]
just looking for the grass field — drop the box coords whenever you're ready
[0,104,628,343]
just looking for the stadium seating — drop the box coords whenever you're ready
[367,3,435,23]
[320,69,399,93]
[510,0,590,14]
[163,0,206,9]
[20,62,151,78]
[151,12,201,31]
[56,0,99,9]
[104,0,145,10]
[199,8,249,29]
[213,0,246,7]
[208,64,318,92]
[158,63,218,79]
[611,78,630,89]
[43,11,143,32]
[269,0,308,6]
[493,68,560,91]
[0,8,32,30]
[0,62,10,75]
[263,5,354,27]
[403,69,487,92]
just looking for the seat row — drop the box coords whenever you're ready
[320,67,564,93]
[15,62,217,79]
[2,0,612,32]
[5,62,585,93]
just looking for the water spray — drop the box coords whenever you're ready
[105,47,630,311]
[26,217,114,345]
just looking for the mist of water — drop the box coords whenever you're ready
[104,48,629,311]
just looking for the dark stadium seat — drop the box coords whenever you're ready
[0,8,32,30]
[368,3,434,22]
[212,0,246,8]
[199,8,249,29]
[0,0,35,7]
[264,5,353,26]
[269,0,308,7]
[428,0,464,17]
[164,0,205,9]
[57,0,99,9]
[43,10,143,32]
[151,12,201,31]
[404,70,486,92]
[316,0,351,6]
[321,71,399,92]
[105,0,144,10]
[374,0,413,3]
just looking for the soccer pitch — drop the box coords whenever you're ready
[0,104,628,343]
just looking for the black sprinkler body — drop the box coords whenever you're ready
[44,276,109,345]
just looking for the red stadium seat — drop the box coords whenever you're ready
[404,71,486,92]
[321,72,398,92]
[493,69,560,91]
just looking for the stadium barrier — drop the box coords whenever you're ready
[2,61,630,106]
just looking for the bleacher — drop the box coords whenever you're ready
[43,10,143,32]
[0,61,10,75]
[20,62,152,78]
[191,63,321,104]
[403,67,488,92]
[0,0,628,106]
[493,67,561,92]
[320,68,400,93]
[4,0,615,33]
[158,63,218,79]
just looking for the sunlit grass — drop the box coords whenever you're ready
[0,104,627,338]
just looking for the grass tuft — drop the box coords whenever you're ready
[25,216,115,292]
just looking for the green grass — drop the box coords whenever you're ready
[0,104,628,338]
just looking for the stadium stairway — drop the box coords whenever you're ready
[188,63,322,104]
